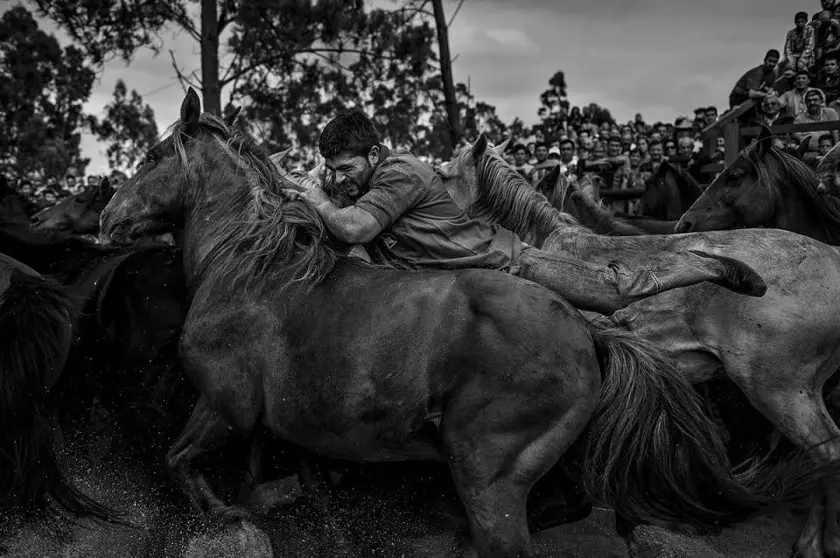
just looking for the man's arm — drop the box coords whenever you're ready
[299,187,382,244]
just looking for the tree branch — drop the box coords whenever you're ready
[447,0,467,28]
[220,48,399,87]
[169,49,201,93]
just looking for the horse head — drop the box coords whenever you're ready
[31,177,115,236]
[675,125,812,233]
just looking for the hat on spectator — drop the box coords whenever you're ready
[548,146,561,158]
[675,117,694,130]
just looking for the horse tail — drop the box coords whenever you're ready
[582,325,821,525]
[0,269,118,522]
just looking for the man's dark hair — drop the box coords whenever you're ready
[319,110,381,158]
[796,68,812,78]
[819,133,834,143]
[694,107,706,115]
[766,49,781,60]
[535,141,548,150]
[513,143,529,155]
[796,11,809,21]
[706,106,718,114]
[559,138,575,149]
[607,134,622,145]
[649,140,663,149]
[826,51,840,64]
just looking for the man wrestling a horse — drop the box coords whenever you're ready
[283,111,764,314]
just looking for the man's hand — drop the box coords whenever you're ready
[281,186,332,209]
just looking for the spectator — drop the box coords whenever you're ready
[663,139,678,159]
[649,140,666,173]
[819,133,835,156]
[557,138,578,175]
[532,143,559,185]
[750,94,783,127]
[794,88,840,161]
[64,174,77,193]
[628,148,644,185]
[673,118,694,141]
[783,12,816,74]
[705,107,719,128]
[819,51,840,103]
[511,143,535,182]
[729,49,780,109]
[592,141,607,160]
[109,170,127,188]
[779,70,815,121]
[812,6,840,67]
[636,136,651,162]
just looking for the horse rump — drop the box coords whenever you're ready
[0,269,120,523]
[581,325,829,527]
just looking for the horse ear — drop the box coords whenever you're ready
[797,136,812,159]
[180,88,202,134]
[493,137,510,154]
[756,125,774,154]
[471,134,489,161]
[757,124,773,144]
[224,106,242,127]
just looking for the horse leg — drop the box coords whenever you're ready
[442,378,595,557]
[166,395,247,519]
[731,379,840,558]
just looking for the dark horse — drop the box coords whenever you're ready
[676,126,840,245]
[98,89,813,558]
[638,160,704,221]
[0,250,116,521]
[30,178,115,238]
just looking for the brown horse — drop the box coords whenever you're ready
[676,126,840,245]
[98,89,804,558]
[30,178,115,238]
[639,160,704,221]
[439,137,840,558]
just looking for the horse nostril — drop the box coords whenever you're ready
[29,216,40,226]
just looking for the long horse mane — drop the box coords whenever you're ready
[473,151,582,240]
[168,113,337,293]
[747,142,840,244]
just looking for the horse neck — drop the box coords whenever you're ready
[770,181,837,244]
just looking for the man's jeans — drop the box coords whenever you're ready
[510,246,765,315]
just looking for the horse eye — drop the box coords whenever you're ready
[75,197,86,204]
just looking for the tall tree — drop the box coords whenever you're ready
[89,80,159,173]
[0,6,95,178]
[429,0,462,153]
[537,70,569,143]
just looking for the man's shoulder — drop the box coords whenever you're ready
[373,152,435,183]
[826,107,840,120]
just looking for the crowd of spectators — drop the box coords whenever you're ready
[4,168,127,216]
[495,1,840,214]
[499,107,724,214]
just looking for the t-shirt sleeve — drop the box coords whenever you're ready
[354,159,423,230]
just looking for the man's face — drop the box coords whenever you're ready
[795,73,810,90]
[678,138,694,157]
[823,0,835,11]
[559,143,574,163]
[65,176,76,188]
[637,138,648,152]
[821,139,834,155]
[705,109,718,125]
[657,125,668,136]
[629,151,641,166]
[826,59,839,75]
[806,92,824,113]
[44,192,56,204]
[535,146,548,162]
[324,147,378,199]
[796,16,807,29]
[764,55,779,72]
[650,144,663,160]
[513,149,528,166]
[46,177,56,187]
[607,140,621,157]
[593,144,606,159]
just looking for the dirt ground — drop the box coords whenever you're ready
[0,425,808,558]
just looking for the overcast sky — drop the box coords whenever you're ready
[8,0,821,175]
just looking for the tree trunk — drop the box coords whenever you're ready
[201,0,221,115]
[430,0,460,158]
